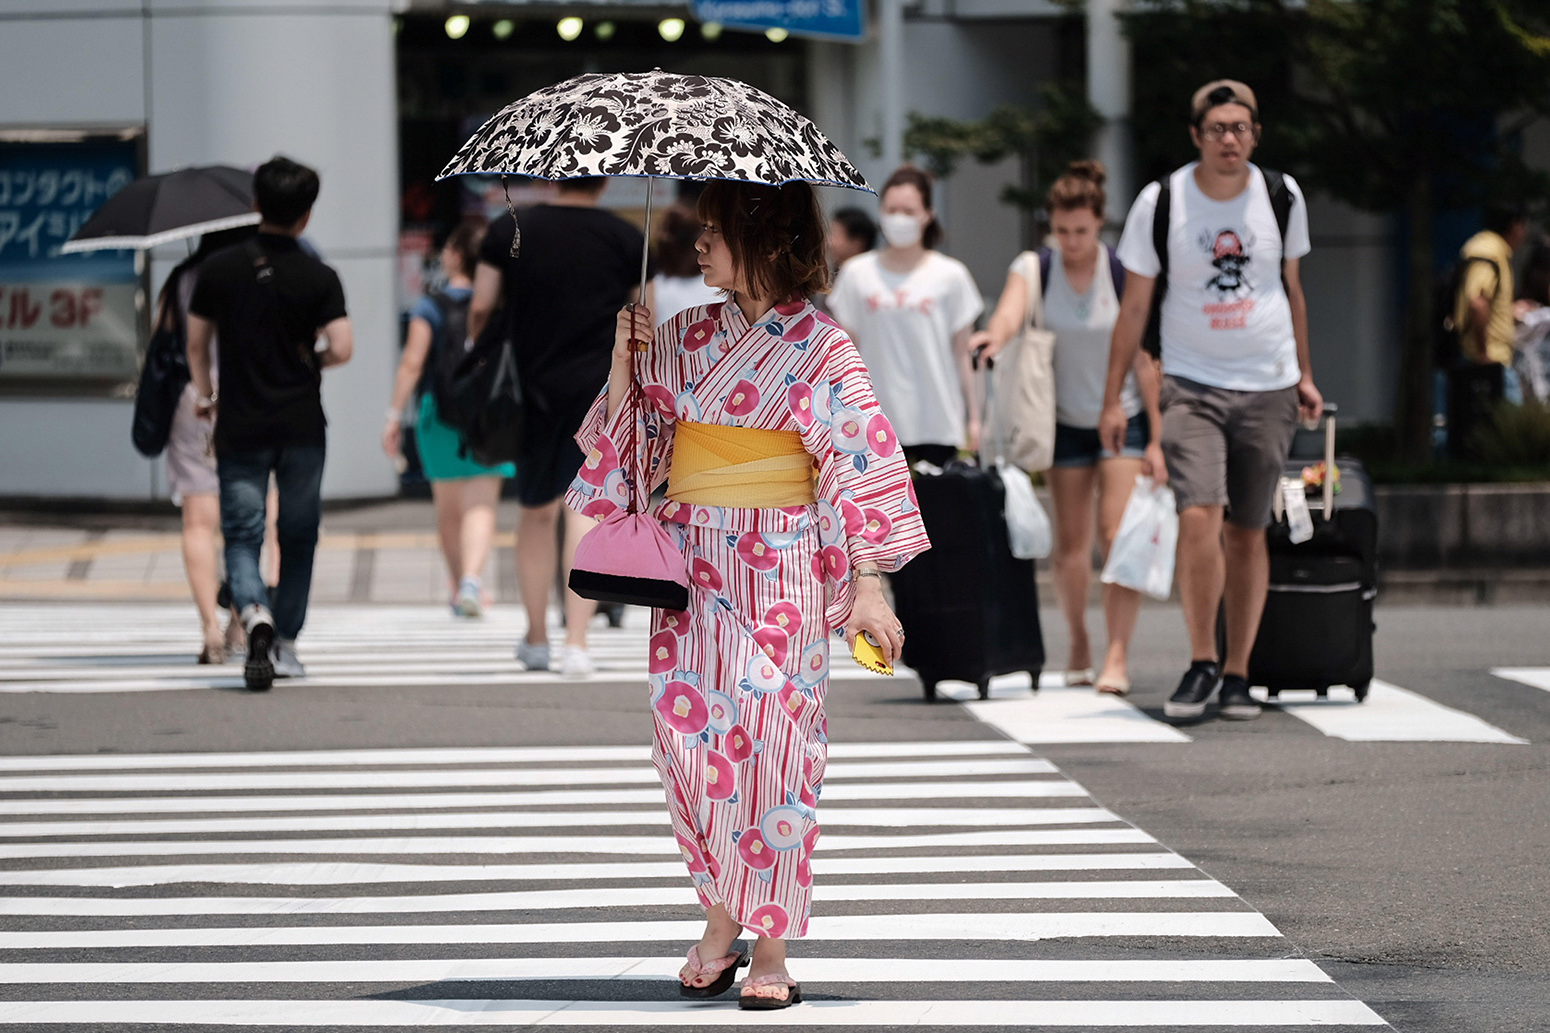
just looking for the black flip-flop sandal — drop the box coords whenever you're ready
[738,977,803,1010]
[679,943,750,999]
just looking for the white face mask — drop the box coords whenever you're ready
[879,212,925,249]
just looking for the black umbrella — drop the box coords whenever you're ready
[60,165,260,253]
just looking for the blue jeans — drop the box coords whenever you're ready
[218,445,325,641]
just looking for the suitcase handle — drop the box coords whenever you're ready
[1276,402,1338,523]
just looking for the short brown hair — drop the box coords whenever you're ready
[653,203,702,279]
[1045,160,1106,220]
[881,164,942,249]
[696,180,830,301]
[442,219,486,279]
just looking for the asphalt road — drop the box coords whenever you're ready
[0,600,1544,1032]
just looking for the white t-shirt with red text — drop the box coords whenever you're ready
[828,250,983,448]
[1116,162,1310,392]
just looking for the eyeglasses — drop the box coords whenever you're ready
[1200,122,1254,141]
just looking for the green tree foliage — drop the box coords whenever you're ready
[903,84,1103,211]
[1127,0,1550,460]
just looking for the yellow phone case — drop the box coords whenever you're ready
[852,632,893,676]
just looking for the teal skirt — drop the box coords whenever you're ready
[415,393,516,481]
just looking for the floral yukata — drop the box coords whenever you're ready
[566,298,928,938]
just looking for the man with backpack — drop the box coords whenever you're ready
[1100,80,1322,724]
[186,156,353,691]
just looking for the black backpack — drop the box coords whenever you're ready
[440,306,523,467]
[1038,245,1127,300]
[130,295,191,457]
[1433,254,1501,369]
[1142,167,1296,359]
[427,289,473,418]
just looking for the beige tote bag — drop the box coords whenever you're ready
[995,250,1057,472]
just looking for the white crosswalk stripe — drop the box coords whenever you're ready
[0,742,1388,1029]
[0,603,1524,746]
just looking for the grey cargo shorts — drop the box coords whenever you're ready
[1160,374,1298,529]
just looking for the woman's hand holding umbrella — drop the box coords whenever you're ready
[606,304,654,422]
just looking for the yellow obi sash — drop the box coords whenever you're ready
[668,421,817,508]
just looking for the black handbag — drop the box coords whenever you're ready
[130,303,190,458]
[443,307,523,467]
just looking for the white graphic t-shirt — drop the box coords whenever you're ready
[828,250,984,448]
[1116,163,1310,392]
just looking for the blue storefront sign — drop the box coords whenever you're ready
[0,138,140,384]
[691,0,865,42]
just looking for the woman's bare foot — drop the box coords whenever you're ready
[741,937,795,1003]
[680,906,743,989]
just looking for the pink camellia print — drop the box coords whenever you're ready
[764,600,802,636]
[577,435,618,486]
[724,723,754,762]
[752,624,790,666]
[690,557,723,592]
[683,318,715,352]
[782,313,815,342]
[654,680,709,735]
[786,382,815,428]
[642,382,677,418]
[746,902,790,938]
[647,630,678,674]
[704,750,736,801]
[724,379,761,417]
[861,508,893,545]
[735,532,782,572]
[832,407,867,454]
[677,833,708,874]
[866,413,898,457]
[735,828,777,871]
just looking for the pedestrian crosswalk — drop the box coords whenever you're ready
[0,742,1388,1028]
[0,603,1535,745]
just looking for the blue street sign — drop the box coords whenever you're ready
[691,0,865,42]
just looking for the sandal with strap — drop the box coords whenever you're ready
[1096,677,1131,696]
[678,942,749,999]
[738,972,803,1010]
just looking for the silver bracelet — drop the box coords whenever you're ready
[855,569,883,581]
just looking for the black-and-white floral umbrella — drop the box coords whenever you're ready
[437,70,871,288]
[438,70,870,192]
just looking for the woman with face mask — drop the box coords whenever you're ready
[828,165,984,466]
[972,161,1165,695]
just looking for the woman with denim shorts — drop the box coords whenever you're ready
[974,161,1165,695]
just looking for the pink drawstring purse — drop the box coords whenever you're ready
[568,348,691,611]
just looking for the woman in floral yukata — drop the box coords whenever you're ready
[565,179,929,1010]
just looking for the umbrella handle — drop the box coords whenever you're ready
[638,175,654,301]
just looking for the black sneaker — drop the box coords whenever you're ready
[242,605,276,692]
[1217,675,1263,721]
[1163,661,1220,723]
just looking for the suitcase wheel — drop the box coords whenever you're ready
[1267,688,1281,699]
[1316,687,1329,699]
[921,677,940,703]
[1352,681,1370,703]
[977,678,992,701]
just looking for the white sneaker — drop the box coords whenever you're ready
[559,646,595,680]
[271,638,306,679]
[240,605,275,692]
[516,640,551,671]
[455,577,483,618]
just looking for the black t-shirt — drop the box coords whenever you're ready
[190,234,347,454]
[479,205,648,421]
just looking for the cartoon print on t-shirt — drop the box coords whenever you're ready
[1201,228,1255,298]
[1197,226,1258,330]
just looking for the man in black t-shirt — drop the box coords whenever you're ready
[187,156,353,691]
[467,177,651,678]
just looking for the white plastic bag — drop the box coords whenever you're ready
[998,462,1052,560]
[1100,475,1178,601]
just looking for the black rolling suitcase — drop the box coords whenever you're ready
[1237,405,1379,701]
[890,458,1045,701]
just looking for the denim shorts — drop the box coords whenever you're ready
[1051,412,1149,468]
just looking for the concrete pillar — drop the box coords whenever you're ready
[878,0,906,175]
[1086,0,1134,216]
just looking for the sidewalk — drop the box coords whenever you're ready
[4,498,1547,604]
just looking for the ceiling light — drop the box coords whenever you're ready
[658,18,686,42]
[557,17,584,41]
[444,14,470,40]
[700,22,723,40]
[492,19,515,40]
[765,27,789,42]
[595,20,616,40]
